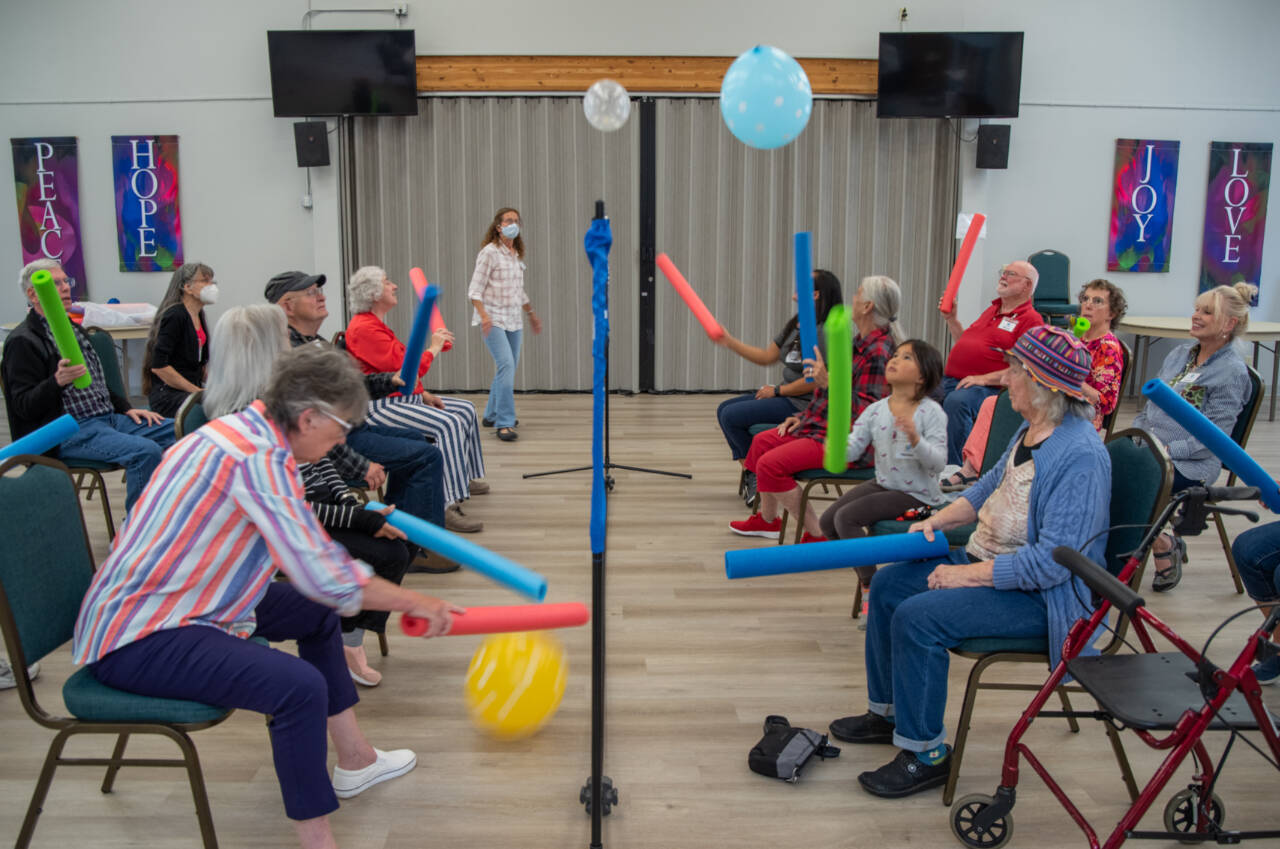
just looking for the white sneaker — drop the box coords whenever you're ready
[332,748,417,799]
[0,658,39,690]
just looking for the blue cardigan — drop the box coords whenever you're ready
[962,413,1112,667]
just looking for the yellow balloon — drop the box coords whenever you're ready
[464,632,567,740]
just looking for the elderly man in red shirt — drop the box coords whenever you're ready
[939,260,1044,465]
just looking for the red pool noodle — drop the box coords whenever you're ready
[656,253,724,341]
[939,213,986,315]
[409,267,451,352]
[401,602,590,637]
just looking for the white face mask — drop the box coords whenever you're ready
[198,283,219,305]
[501,223,520,240]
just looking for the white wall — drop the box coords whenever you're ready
[2,0,1278,360]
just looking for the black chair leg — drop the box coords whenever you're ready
[378,630,389,657]
[101,732,130,792]
[167,726,220,849]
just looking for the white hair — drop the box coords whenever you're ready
[18,258,60,296]
[348,265,387,315]
[203,305,290,418]
[858,275,905,346]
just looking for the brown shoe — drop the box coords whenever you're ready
[444,504,483,533]
[468,479,490,495]
[407,552,460,574]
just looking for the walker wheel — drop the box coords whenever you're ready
[1162,788,1225,843]
[951,793,1014,849]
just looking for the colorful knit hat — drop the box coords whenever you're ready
[1008,325,1090,400]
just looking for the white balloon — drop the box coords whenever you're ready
[583,79,632,132]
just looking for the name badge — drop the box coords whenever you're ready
[1180,371,1201,384]
[997,318,1018,332]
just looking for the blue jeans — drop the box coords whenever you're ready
[92,582,356,821]
[941,377,1002,466]
[482,327,522,428]
[716,393,798,460]
[1231,520,1280,603]
[346,423,445,527]
[865,552,1048,751]
[60,413,176,512]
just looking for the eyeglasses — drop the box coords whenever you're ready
[296,285,323,299]
[1079,294,1107,306]
[316,408,353,434]
[999,268,1028,282]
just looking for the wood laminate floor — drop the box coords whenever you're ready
[1,393,1277,848]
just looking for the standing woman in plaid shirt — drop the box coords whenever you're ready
[468,207,542,442]
[729,276,902,543]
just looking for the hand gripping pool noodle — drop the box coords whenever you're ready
[399,284,438,389]
[401,602,589,637]
[30,269,91,389]
[409,269,451,352]
[0,414,79,463]
[725,531,951,580]
[940,213,986,315]
[655,253,724,341]
[794,232,817,382]
[821,305,853,473]
[1141,379,1280,512]
[366,501,548,600]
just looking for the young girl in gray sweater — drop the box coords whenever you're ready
[818,340,948,596]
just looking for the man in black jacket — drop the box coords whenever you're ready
[3,260,174,511]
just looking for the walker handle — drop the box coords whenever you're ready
[1052,546,1145,616]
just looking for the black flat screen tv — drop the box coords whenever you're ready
[877,32,1023,118]
[267,30,418,117]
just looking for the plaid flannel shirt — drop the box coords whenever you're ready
[793,326,894,441]
[39,318,115,421]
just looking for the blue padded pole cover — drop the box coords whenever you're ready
[1141,378,1280,512]
[725,532,950,579]
[366,501,547,600]
[0,414,78,463]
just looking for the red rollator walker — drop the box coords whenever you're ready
[949,485,1280,849]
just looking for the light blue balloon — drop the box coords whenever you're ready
[719,45,813,150]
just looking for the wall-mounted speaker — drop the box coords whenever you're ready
[293,121,330,168]
[976,124,1011,170]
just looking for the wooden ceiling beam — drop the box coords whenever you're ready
[415,55,876,96]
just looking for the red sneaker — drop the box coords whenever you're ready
[729,513,782,539]
[799,532,828,544]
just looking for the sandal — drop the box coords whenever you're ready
[940,472,978,493]
[1151,534,1183,592]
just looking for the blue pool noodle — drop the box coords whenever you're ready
[794,232,817,382]
[366,501,547,601]
[0,414,79,463]
[726,531,950,580]
[1141,379,1280,512]
[399,284,439,389]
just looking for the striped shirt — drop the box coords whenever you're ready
[467,242,529,332]
[72,401,372,665]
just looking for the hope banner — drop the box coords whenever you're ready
[1107,139,1180,273]
[1200,142,1270,304]
[111,134,183,271]
[11,136,88,300]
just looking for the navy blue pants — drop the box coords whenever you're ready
[91,582,358,821]
[716,393,797,460]
[1231,520,1280,603]
[347,422,445,527]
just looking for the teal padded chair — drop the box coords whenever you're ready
[940,427,1173,805]
[174,389,210,439]
[0,455,231,849]
[779,464,877,544]
[82,326,130,402]
[1212,365,1264,593]
[1028,249,1078,327]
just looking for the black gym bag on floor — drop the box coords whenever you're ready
[748,715,840,783]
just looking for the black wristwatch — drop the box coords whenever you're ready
[775,383,783,397]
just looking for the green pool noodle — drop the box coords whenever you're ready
[30,269,91,389]
[822,305,853,473]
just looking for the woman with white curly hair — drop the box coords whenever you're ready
[344,265,487,533]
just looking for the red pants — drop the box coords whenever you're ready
[744,429,827,493]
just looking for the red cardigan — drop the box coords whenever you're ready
[345,312,432,396]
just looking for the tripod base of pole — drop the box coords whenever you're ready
[579,775,618,817]
[523,462,689,484]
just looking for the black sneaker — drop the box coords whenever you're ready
[482,416,494,427]
[857,748,950,798]
[828,712,895,744]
